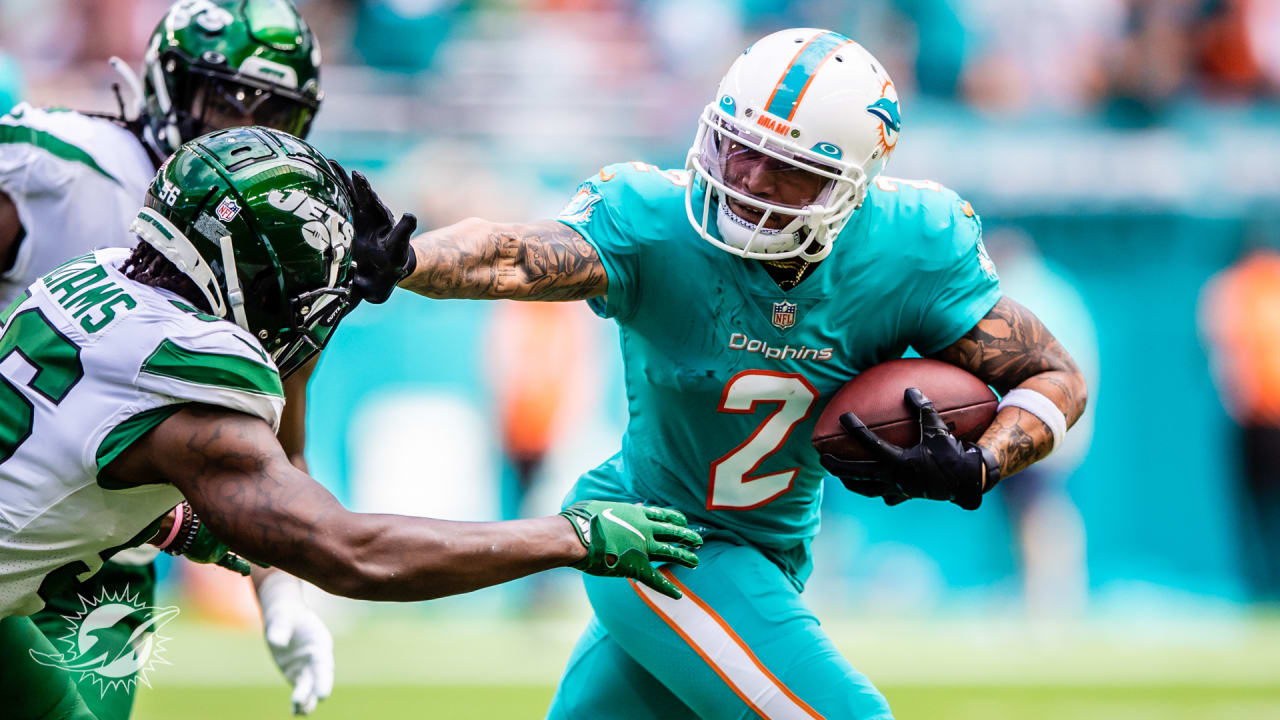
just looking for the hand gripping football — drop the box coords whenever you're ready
[812,358,997,461]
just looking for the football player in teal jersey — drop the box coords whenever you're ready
[355,28,1087,719]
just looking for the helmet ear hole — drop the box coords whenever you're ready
[246,269,281,316]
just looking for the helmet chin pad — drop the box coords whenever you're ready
[715,201,803,255]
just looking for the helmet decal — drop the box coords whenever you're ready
[719,94,736,117]
[166,0,233,33]
[811,142,843,160]
[265,189,354,255]
[763,31,854,122]
[239,56,298,88]
[867,82,901,153]
[214,196,240,222]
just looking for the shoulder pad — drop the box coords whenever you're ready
[567,162,692,239]
[132,307,284,431]
[865,176,981,268]
[0,104,132,189]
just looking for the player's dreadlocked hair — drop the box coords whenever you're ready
[122,240,214,314]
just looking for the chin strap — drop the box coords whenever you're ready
[219,235,251,333]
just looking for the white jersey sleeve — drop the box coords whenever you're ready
[0,249,283,617]
[0,104,155,307]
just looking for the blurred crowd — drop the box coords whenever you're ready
[3,0,1279,126]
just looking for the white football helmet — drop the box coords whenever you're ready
[685,28,901,262]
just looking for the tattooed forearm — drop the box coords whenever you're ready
[979,407,1050,486]
[931,296,1088,480]
[401,218,607,301]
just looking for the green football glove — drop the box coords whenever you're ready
[161,502,253,576]
[559,501,703,599]
[184,522,252,576]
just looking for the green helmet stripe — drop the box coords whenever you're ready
[141,339,283,397]
[0,125,120,185]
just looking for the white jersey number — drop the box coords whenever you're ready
[708,370,818,510]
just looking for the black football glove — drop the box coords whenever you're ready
[330,161,417,304]
[820,387,999,511]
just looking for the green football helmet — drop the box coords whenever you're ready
[141,0,322,156]
[130,126,354,378]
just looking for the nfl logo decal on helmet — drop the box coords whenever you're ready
[772,300,797,330]
[215,196,240,222]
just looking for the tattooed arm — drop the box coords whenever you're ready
[400,218,607,301]
[105,405,586,601]
[930,296,1088,484]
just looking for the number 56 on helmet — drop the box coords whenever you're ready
[130,126,354,378]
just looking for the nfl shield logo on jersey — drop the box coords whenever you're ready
[215,196,241,222]
[771,301,797,330]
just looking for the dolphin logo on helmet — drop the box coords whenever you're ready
[866,97,901,135]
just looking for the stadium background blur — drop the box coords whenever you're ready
[4,0,1280,717]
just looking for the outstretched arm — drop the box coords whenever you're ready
[400,219,607,301]
[112,406,579,600]
[106,405,698,600]
[931,296,1088,483]
[337,169,604,304]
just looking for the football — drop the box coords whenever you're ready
[811,358,998,461]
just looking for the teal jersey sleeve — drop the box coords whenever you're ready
[555,163,694,323]
[893,184,1002,354]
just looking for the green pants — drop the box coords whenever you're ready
[0,615,97,720]
[20,561,158,720]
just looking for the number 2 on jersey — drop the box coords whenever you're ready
[708,370,818,510]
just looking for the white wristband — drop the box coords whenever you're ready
[997,388,1067,453]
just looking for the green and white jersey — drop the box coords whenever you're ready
[0,248,284,618]
[0,103,155,307]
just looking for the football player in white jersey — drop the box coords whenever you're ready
[0,1,333,714]
[0,126,702,720]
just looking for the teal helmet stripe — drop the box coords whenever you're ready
[763,31,852,122]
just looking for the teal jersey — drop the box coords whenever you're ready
[559,163,1000,583]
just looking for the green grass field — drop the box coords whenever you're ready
[129,613,1280,719]
[134,683,1280,720]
